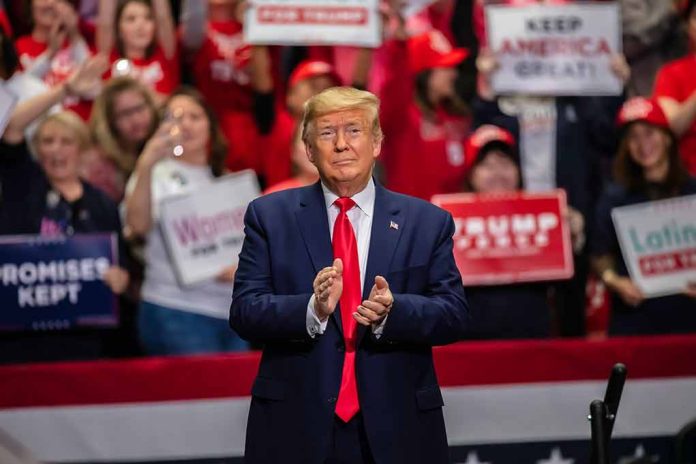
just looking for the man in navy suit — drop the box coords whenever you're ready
[230,86,469,464]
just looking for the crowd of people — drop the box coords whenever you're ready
[0,0,695,363]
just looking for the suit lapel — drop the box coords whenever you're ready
[295,182,343,334]
[357,183,404,346]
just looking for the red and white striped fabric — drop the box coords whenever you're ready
[1,335,695,462]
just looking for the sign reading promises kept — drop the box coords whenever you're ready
[432,190,573,285]
[612,195,696,297]
[485,3,622,96]
[159,170,260,286]
[0,234,118,332]
[244,0,381,47]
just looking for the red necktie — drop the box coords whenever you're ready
[332,197,360,422]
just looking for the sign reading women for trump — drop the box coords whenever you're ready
[432,191,573,285]
[612,195,696,297]
[244,0,381,47]
[485,3,621,96]
[159,170,260,286]
[0,234,118,331]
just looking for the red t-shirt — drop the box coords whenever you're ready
[15,35,93,120]
[379,40,471,201]
[193,20,253,113]
[106,45,180,97]
[654,55,696,175]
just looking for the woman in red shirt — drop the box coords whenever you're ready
[14,0,94,119]
[97,0,179,101]
[655,0,696,175]
[379,29,471,200]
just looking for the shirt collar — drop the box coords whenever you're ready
[321,177,375,217]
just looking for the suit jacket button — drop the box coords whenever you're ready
[328,397,337,403]
[337,345,345,352]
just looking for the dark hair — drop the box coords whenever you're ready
[414,69,469,118]
[613,122,688,199]
[115,0,156,59]
[0,24,18,79]
[162,86,228,177]
[686,0,696,19]
[464,141,523,192]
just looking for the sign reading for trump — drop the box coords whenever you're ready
[432,191,573,285]
[0,234,118,331]
[485,3,622,96]
[159,170,260,286]
[244,0,381,47]
[612,194,696,297]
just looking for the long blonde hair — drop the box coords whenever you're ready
[89,76,159,175]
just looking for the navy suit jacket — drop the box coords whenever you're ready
[230,180,469,464]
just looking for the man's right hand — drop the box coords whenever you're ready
[313,258,343,321]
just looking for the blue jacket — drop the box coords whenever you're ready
[230,180,469,464]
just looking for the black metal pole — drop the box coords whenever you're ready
[590,400,609,464]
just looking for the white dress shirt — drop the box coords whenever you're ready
[306,178,386,337]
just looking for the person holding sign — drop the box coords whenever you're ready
[591,97,696,336]
[461,124,552,339]
[230,87,469,463]
[474,23,631,336]
[0,59,133,361]
[124,86,248,355]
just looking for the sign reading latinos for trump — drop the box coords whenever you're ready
[485,3,622,96]
[0,234,118,332]
[244,0,381,47]
[159,170,260,286]
[612,195,696,297]
[432,190,573,285]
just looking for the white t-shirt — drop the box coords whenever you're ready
[500,96,557,192]
[127,158,234,319]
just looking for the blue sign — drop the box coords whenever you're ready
[0,234,119,331]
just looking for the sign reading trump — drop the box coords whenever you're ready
[432,191,573,285]
[244,0,381,47]
[159,170,260,286]
[0,234,118,331]
[612,195,696,297]
[485,3,622,96]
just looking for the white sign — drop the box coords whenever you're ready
[485,3,622,96]
[0,82,19,138]
[244,0,381,47]
[612,195,696,297]
[159,170,260,286]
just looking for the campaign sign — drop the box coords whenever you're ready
[432,190,573,285]
[0,233,118,332]
[485,3,622,96]
[244,0,381,47]
[159,170,260,286]
[611,195,696,297]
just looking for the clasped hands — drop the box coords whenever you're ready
[313,258,393,326]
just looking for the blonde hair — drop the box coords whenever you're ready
[89,76,158,175]
[301,86,383,146]
[32,111,91,153]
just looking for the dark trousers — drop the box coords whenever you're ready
[325,413,375,464]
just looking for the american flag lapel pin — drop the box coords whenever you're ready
[389,221,399,230]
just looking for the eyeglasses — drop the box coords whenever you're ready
[114,102,150,121]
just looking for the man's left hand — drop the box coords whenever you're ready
[354,275,393,326]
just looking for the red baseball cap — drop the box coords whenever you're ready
[288,60,341,89]
[616,97,670,130]
[465,124,516,170]
[407,30,469,75]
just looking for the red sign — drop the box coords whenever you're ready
[432,190,574,285]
